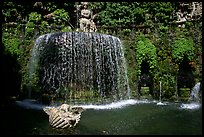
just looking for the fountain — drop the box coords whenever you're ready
[157,81,167,105]
[27,31,131,128]
[13,15,201,132]
[29,32,130,104]
[2,2,202,134]
[189,82,201,102]
[180,82,202,110]
[12,97,202,134]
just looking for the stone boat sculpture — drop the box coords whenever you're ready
[43,104,84,128]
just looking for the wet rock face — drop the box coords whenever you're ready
[43,104,84,128]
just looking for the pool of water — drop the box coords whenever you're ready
[1,99,202,135]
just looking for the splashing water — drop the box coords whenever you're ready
[73,99,151,110]
[180,82,202,110]
[15,99,152,110]
[156,81,167,105]
[180,102,201,110]
[15,99,48,110]
[189,82,201,101]
[29,32,130,104]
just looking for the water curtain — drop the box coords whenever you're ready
[29,32,130,103]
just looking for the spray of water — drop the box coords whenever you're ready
[15,99,151,110]
[180,102,201,110]
[189,82,201,101]
[15,99,48,110]
[180,82,202,110]
[73,99,151,110]
[29,32,130,104]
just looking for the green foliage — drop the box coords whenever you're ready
[25,12,42,38]
[153,59,176,99]
[135,33,157,75]
[90,2,175,29]
[40,21,49,32]
[53,9,70,25]
[28,12,42,22]
[25,22,35,37]
[45,2,57,12]
[122,39,138,96]
[144,2,174,23]
[2,2,20,23]
[172,38,195,63]
[121,29,131,36]
[2,26,22,59]
[61,26,72,32]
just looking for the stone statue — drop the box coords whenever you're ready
[176,2,202,26]
[176,9,187,28]
[43,104,85,128]
[76,2,97,32]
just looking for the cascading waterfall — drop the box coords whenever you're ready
[180,82,201,110]
[189,82,201,102]
[29,32,130,104]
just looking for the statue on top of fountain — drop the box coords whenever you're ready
[76,2,97,32]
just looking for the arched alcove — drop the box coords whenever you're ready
[141,60,150,74]
[138,60,153,96]
[177,56,195,97]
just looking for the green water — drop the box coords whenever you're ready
[1,101,202,135]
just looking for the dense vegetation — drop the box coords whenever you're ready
[1,2,202,104]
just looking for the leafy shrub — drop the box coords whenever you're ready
[135,32,157,75]
[172,38,195,63]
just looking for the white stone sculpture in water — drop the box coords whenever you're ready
[43,104,84,128]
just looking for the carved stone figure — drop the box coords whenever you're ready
[76,2,97,32]
[176,9,187,28]
[176,2,202,26]
[43,104,85,128]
